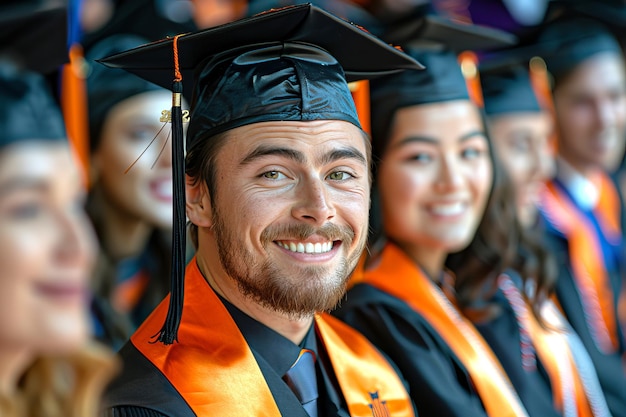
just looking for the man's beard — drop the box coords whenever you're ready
[212,207,365,319]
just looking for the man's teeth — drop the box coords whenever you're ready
[277,241,334,254]
[431,202,465,216]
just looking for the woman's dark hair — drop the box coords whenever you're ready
[87,195,172,349]
[367,105,555,320]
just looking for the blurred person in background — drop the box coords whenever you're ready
[481,61,554,228]
[535,16,626,417]
[474,57,613,417]
[0,4,117,416]
[85,35,179,350]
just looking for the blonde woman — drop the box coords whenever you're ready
[0,56,117,417]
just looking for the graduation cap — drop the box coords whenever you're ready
[0,1,68,74]
[245,0,383,36]
[365,0,517,51]
[0,2,68,147]
[546,0,626,35]
[368,15,516,163]
[97,3,424,344]
[535,17,622,87]
[85,35,165,150]
[480,57,542,116]
[0,63,67,149]
[384,13,518,52]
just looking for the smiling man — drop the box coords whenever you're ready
[99,5,421,417]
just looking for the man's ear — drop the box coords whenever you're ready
[186,174,213,228]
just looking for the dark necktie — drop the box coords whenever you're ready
[283,349,318,417]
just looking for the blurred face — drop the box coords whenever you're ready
[553,53,626,172]
[92,90,174,229]
[206,120,370,317]
[489,112,554,227]
[0,142,96,356]
[377,100,493,268]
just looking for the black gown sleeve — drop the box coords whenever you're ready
[334,284,488,417]
[101,343,196,417]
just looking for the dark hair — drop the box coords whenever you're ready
[86,194,172,349]
[185,130,232,248]
[445,113,556,321]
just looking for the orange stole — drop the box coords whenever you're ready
[315,314,415,417]
[362,244,528,417]
[131,258,415,416]
[541,174,622,353]
[131,258,281,417]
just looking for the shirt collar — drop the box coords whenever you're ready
[218,292,317,377]
[555,157,599,210]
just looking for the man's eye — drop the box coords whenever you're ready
[262,171,284,180]
[327,171,352,181]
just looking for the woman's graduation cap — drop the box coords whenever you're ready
[480,56,543,116]
[0,2,69,148]
[85,35,165,150]
[98,3,424,344]
[368,13,516,161]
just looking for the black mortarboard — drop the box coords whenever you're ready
[383,12,518,51]
[368,16,516,161]
[480,59,542,116]
[546,0,626,35]
[97,3,424,344]
[85,35,164,150]
[356,0,517,49]
[245,0,383,36]
[0,63,67,148]
[536,17,622,87]
[0,1,68,74]
[370,48,469,160]
[0,2,68,147]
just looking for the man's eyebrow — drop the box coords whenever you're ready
[240,145,305,165]
[318,147,367,166]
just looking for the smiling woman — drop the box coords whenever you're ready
[333,45,527,417]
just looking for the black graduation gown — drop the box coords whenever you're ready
[538,174,626,417]
[103,314,351,417]
[334,283,488,417]
[541,228,626,417]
